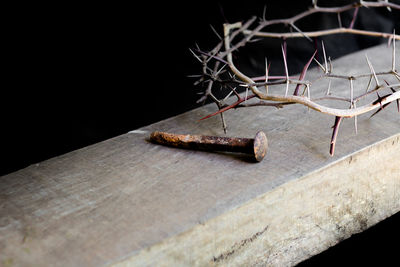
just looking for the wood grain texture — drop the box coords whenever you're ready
[0,44,399,267]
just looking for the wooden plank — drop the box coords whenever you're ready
[0,44,399,266]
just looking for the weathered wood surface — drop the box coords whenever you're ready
[0,44,399,267]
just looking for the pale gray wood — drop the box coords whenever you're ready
[0,44,399,267]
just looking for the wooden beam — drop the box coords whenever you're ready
[0,44,399,266]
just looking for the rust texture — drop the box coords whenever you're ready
[149,131,268,162]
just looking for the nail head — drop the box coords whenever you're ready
[253,131,268,162]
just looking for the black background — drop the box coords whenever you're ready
[2,1,399,265]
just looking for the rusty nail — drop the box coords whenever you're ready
[149,131,268,162]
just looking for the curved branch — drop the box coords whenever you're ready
[243,28,400,40]
[223,23,400,118]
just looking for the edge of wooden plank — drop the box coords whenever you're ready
[112,133,400,266]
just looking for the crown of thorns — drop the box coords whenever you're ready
[190,1,400,156]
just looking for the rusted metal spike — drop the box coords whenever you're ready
[149,131,268,162]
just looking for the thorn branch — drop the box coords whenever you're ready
[191,1,400,155]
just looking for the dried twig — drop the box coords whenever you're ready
[191,1,400,156]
